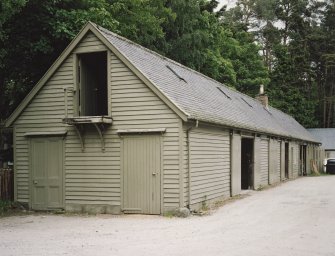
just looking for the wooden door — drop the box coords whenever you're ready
[259,139,269,186]
[122,135,161,214]
[30,137,63,210]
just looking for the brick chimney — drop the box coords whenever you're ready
[256,84,268,108]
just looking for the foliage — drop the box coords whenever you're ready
[224,0,334,127]
[0,0,333,128]
[0,200,12,216]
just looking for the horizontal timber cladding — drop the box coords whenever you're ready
[110,50,182,212]
[61,32,118,208]
[189,127,230,208]
[269,139,281,184]
[13,31,182,213]
[14,53,74,204]
[73,31,107,53]
[259,138,269,187]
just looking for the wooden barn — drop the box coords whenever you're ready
[5,22,321,214]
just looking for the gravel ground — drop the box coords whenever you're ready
[1,176,335,256]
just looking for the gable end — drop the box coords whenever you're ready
[5,22,188,127]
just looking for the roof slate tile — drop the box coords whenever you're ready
[96,24,318,143]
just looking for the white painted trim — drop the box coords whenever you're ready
[117,128,166,134]
[24,131,67,137]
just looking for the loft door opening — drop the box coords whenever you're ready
[241,138,254,190]
[78,51,107,116]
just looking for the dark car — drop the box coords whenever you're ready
[324,159,335,174]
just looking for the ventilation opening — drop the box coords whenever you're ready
[78,51,107,116]
[217,87,231,99]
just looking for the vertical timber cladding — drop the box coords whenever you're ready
[30,137,63,210]
[189,127,230,209]
[122,135,161,214]
[259,138,269,187]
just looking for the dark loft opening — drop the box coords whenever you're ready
[241,138,254,190]
[78,51,107,116]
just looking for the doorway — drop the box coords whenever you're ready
[300,145,307,176]
[241,138,254,190]
[285,143,289,179]
[122,135,161,214]
[78,51,107,116]
[30,137,63,210]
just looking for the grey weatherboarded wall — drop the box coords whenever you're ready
[269,139,281,185]
[10,23,320,214]
[13,31,183,213]
[188,127,230,209]
[13,52,74,205]
[258,138,269,187]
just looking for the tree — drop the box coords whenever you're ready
[0,0,169,119]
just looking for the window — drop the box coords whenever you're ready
[77,51,107,116]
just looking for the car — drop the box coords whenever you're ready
[324,158,335,174]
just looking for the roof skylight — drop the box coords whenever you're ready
[217,87,231,100]
[241,97,253,108]
[166,65,187,83]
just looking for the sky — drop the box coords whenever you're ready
[217,0,237,10]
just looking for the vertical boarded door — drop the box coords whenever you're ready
[122,136,161,214]
[259,139,269,186]
[31,137,63,210]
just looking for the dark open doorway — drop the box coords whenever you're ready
[78,51,108,116]
[300,145,307,176]
[285,143,289,179]
[241,138,254,190]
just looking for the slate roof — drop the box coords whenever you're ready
[307,129,335,149]
[95,24,318,143]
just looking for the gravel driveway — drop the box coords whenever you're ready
[1,176,335,256]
